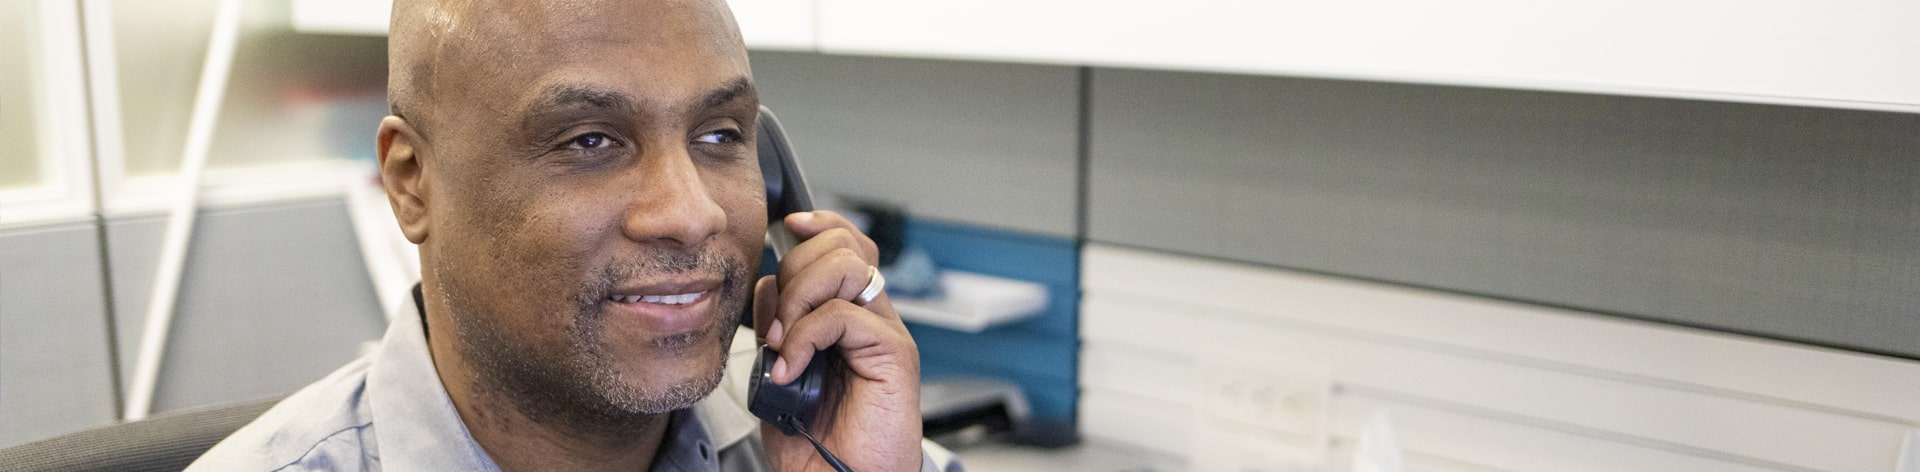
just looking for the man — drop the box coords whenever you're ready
[191,0,954,470]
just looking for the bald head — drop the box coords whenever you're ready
[383,0,451,121]
[386,0,748,133]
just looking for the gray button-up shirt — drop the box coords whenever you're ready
[190,288,958,471]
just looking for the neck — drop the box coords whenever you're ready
[425,310,673,471]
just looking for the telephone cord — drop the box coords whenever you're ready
[786,417,853,472]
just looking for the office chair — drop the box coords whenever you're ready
[0,396,283,472]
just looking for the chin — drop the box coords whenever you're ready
[598,348,730,415]
[595,325,732,403]
[631,337,728,380]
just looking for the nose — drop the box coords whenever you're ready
[621,145,728,249]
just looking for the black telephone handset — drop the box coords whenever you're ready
[748,106,854,472]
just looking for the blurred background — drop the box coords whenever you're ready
[3,0,1918,470]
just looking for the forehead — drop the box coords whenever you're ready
[437,0,749,113]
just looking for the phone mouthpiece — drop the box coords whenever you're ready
[748,345,826,436]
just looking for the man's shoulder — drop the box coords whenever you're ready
[189,356,380,471]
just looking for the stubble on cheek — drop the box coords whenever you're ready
[438,251,751,431]
[430,163,625,420]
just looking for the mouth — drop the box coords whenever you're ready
[607,292,705,305]
[598,278,725,336]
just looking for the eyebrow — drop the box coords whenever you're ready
[521,77,755,130]
[697,77,755,112]
[523,84,639,126]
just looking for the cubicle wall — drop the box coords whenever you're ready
[748,52,1082,238]
[761,53,1920,466]
[0,223,119,447]
[104,199,387,412]
[0,200,387,448]
[1088,68,1920,359]
[1080,245,1920,471]
[1078,68,1920,469]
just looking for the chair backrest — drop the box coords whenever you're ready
[0,396,282,472]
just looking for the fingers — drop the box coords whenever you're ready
[763,209,892,342]
[783,210,868,242]
[757,257,899,353]
[778,212,879,273]
[752,275,781,345]
[755,209,910,385]
[776,248,891,328]
[770,299,915,384]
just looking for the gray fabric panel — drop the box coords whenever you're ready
[750,51,1082,238]
[106,198,386,413]
[1087,68,1920,358]
[0,222,118,448]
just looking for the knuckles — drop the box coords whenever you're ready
[808,227,879,264]
[823,247,866,268]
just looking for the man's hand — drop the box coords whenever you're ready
[753,210,922,472]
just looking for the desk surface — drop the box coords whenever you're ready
[950,440,1182,472]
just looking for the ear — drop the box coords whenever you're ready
[378,115,431,244]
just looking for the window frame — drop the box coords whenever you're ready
[0,0,98,228]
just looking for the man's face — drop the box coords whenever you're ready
[412,0,764,423]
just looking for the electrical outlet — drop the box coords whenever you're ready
[1192,343,1336,471]
[1205,363,1332,439]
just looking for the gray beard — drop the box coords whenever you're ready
[439,250,749,437]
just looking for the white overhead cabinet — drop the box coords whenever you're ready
[727,0,817,51]
[817,0,1920,113]
[290,0,1917,111]
[290,0,388,35]
[290,0,820,51]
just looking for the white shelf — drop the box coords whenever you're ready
[893,271,1049,333]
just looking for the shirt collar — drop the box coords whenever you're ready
[366,285,499,471]
[368,284,761,471]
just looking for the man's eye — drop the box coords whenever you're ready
[694,129,742,145]
[567,132,618,150]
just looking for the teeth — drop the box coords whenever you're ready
[611,292,700,305]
